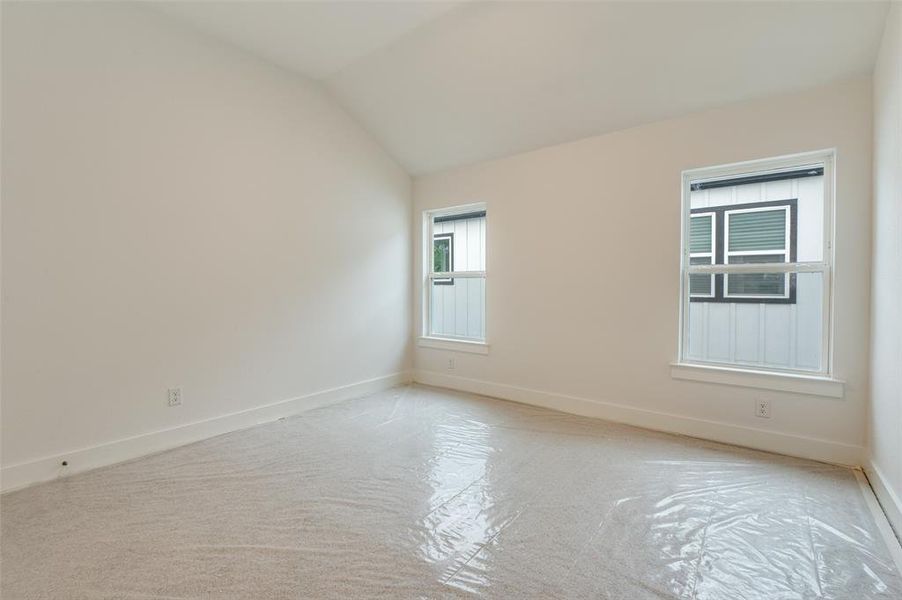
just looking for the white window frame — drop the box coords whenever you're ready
[678,150,835,378]
[689,212,716,298]
[723,204,791,300]
[420,203,488,350]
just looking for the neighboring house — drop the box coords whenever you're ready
[687,171,825,371]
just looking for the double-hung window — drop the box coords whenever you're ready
[423,204,487,344]
[680,152,833,375]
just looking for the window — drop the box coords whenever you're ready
[423,205,486,343]
[680,153,832,374]
[433,233,454,285]
[689,213,715,298]
[690,199,797,303]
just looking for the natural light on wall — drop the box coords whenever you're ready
[680,152,833,374]
[424,204,487,343]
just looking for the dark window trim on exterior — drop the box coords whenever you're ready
[433,232,454,285]
[690,167,823,191]
[690,199,797,305]
[433,210,486,223]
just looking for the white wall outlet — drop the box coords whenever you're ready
[447,358,455,370]
[755,398,771,419]
[167,387,183,407]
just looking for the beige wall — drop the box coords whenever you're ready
[869,2,902,534]
[1,3,411,480]
[0,2,888,495]
[414,78,872,462]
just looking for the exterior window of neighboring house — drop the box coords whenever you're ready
[689,213,715,298]
[690,200,797,303]
[424,205,486,342]
[433,233,454,285]
[680,152,833,374]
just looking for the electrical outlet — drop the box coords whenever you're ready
[167,387,183,407]
[447,358,455,370]
[755,398,771,419]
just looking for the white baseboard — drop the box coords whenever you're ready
[1,372,411,494]
[414,370,863,466]
[865,460,902,546]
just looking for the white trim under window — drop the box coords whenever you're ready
[678,150,835,380]
[417,336,490,354]
[670,362,844,398]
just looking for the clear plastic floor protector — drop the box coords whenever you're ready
[2,384,900,599]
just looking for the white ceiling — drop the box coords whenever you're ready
[155,1,462,79]
[155,1,889,175]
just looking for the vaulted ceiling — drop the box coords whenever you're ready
[156,1,889,175]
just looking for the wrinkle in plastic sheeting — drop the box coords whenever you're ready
[1,384,900,599]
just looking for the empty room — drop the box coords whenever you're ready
[2,1,902,598]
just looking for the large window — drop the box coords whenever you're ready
[680,153,832,374]
[423,205,486,343]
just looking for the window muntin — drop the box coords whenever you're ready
[680,154,832,375]
[425,206,486,342]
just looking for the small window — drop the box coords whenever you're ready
[680,153,832,374]
[424,206,486,342]
[689,214,715,298]
[433,233,454,285]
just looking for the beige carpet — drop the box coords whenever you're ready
[2,384,900,599]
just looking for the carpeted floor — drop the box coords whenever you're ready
[2,384,900,599]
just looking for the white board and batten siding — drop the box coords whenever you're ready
[430,215,486,340]
[687,176,824,371]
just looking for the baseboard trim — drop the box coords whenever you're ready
[413,370,863,466]
[1,372,411,494]
[865,460,902,547]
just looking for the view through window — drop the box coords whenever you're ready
[681,154,832,374]
[425,206,486,342]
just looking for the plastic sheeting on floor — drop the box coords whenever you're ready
[2,384,900,599]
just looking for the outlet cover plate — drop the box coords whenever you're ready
[167,387,183,407]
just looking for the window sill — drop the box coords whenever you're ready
[670,363,844,398]
[417,336,489,355]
